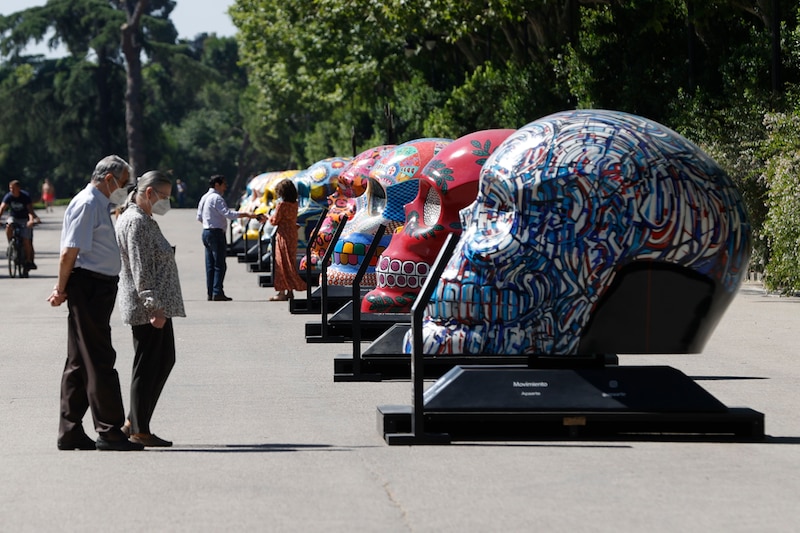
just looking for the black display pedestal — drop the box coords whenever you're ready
[378,365,765,443]
[374,235,765,444]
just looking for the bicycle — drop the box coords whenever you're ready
[7,222,29,278]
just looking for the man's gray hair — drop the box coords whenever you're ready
[91,155,132,184]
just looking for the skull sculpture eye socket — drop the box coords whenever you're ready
[367,178,386,215]
[422,185,441,227]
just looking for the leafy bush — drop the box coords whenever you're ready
[761,109,800,292]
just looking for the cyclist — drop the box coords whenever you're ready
[0,180,40,270]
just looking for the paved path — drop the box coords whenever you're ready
[1,205,799,532]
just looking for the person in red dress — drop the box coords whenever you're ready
[268,179,307,301]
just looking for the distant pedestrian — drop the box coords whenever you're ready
[42,178,55,212]
[175,179,186,208]
[268,179,306,301]
[47,155,144,452]
[196,174,260,301]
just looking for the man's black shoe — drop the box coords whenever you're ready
[96,436,145,451]
[57,434,97,451]
[212,294,233,301]
[26,262,37,270]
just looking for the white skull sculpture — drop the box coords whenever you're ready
[415,110,752,356]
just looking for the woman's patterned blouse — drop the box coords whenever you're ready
[115,203,186,325]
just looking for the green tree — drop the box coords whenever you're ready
[761,107,800,292]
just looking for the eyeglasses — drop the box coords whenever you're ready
[154,190,171,201]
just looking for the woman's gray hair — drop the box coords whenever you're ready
[135,170,172,194]
[124,170,172,206]
[91,155,132,183]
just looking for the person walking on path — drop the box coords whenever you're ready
[268,179,307,301]
[47,155,144,452]
[42,178,55,212]
[196,174,259,301]
[116,171,185,448]
[175,179,186,208]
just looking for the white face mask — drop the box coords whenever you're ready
[151,197,171,216]
[109,176,128,205]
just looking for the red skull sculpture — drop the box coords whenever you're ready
[326,138,452,287]
[362,130,515,313]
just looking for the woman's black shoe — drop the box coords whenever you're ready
[95,436,145,451]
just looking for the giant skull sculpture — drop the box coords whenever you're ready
[234,170,299,242]
[300,146,394,271]
[326,138,452,286]
[414,110,751,356]
[363,130,515,313]
[291,156,351,248]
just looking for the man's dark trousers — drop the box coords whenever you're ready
[59,270,126,441]
[202,227,227,297]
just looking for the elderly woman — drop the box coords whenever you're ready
[115,171,185,447]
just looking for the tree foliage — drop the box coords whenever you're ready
[3,0,800,287]
[0,0,269,204]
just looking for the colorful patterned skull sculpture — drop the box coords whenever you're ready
[291,157,351,248]
[363,130,515,313]
[326,138,452,286]
[258,170,301,214]
[234,170,299,241]
[300,146,394,270]
[414,110,751,356]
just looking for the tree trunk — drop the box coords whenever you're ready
[228,131,253,204]
[120,0,149,177]
[95,47,113,155]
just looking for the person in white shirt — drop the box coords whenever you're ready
[196,174,260,301]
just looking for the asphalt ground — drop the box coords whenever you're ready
[1,204,799,532]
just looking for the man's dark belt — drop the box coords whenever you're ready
[203,227,224,231]
[72,267,119,283]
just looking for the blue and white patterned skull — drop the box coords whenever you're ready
[416,110,751,356]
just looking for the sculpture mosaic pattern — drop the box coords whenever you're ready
[326,138,452,287]
[363,130,515,313]
[235,170,299,241]
[412,110,751,356]
[291,157,351,247]
[300,146,394,270]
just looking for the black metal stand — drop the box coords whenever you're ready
[226,219,238,256]
[237,223,251,263]
[334,226,388,381]
[305,216,349,343]
[251,224,275,276]
[290,209,327,314]
[307,225,403,344]
[378,235,766,444]
[333,234,537,381]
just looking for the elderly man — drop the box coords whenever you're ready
[47,155,144,452]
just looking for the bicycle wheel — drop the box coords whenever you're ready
[16,238,27,278]
[7,242,18,278]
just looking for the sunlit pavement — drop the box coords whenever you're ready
[2,205,799,532]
